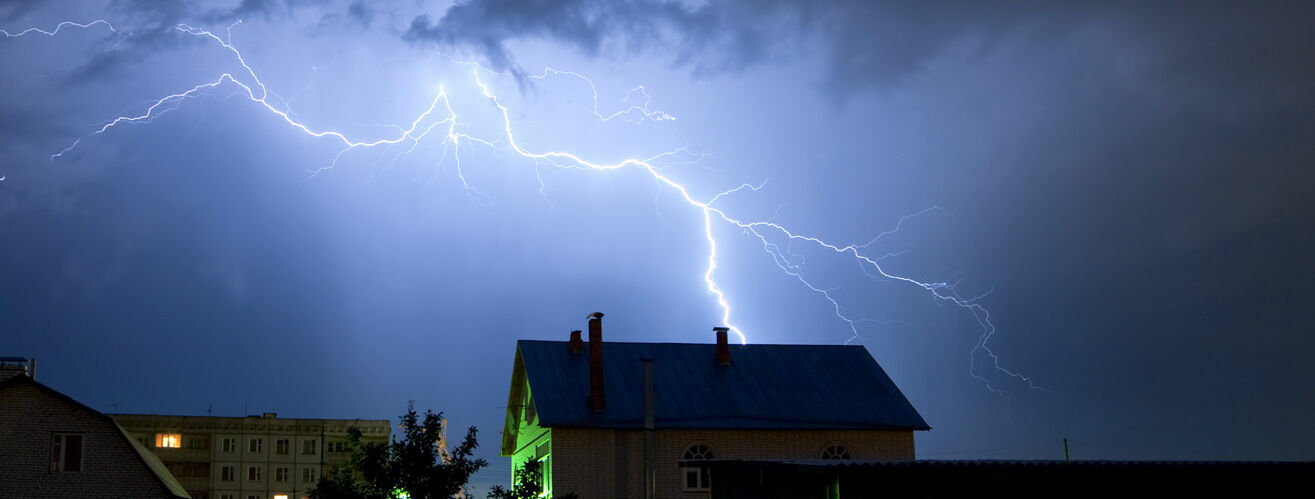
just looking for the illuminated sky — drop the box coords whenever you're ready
[3,0,1313,490]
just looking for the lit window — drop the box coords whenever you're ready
[155,433,182,448]
[680,444,713,491]
[51,433,84,472]
[249,438,263,453]
[274,495,290,499]
[820,444,852,459]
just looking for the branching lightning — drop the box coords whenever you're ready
[0,19,118,38]
[8,19,1043,394]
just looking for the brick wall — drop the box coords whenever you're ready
[550,427,915,499]
[0,380,181,498]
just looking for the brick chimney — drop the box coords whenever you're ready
[588,312,606,412]
[0,357,33,382]
[568,330,584,354]
[714,327,732,365]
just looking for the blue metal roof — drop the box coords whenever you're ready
[517,340,930,431]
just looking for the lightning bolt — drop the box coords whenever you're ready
[17,19,1042,394]
[0,19,118,38]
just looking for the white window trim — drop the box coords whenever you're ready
[680,443,715,491]
[51,433,84,473]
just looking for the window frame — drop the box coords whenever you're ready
[51,433,84,473]
[820,444,853,460]
[155,433,182,449]
[248,438,263,453]
[679,443,714,492]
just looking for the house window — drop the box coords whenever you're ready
[249,438,263,453]
[276,466,289,482]
[222,437,236,453]
[274,495,290,499]
[302,439,316,455]
[221,465,235,481]
[156,433,182,448]
[220,494,235,499]
[535,440,552,496]
[820,444,852,459]
[680,444,714,491]
[275,439,290,455]
[51,433,83,472]
[248,466,262,481]
[301,466,316,483]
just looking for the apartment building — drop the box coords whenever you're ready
[112,413,390,499]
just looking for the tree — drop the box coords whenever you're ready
[312,402,487,499]
[485,460,541,499]
[486,460,577,499]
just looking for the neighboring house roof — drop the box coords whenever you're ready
[503,340,928,451]
[0,375,191,498]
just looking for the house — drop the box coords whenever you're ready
[0,357,190,498]
[499,313,930,498]
[111,413,391,499]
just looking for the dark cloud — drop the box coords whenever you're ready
[404,0,806,80]
[199,0,329,24]
[401,0,1063,93]
[346,1,372,28]
[0,0,40,21]
[60,0,192,85]
[404,0,1315,104]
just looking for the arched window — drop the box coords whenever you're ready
[683,444,714,460]
[680,444,715,491]
[820,444,853,459]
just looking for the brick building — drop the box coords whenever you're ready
[110,413,391,499]
[0,358,190,498]
[499,314,930,498]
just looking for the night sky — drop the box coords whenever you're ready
[3,0,1313,492]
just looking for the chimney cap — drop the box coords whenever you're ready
[588,312,604,320]
[713,326,730,332]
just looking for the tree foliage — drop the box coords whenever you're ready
[486,460,577,499]
[312,402,487,499]
[485,459,541,499]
